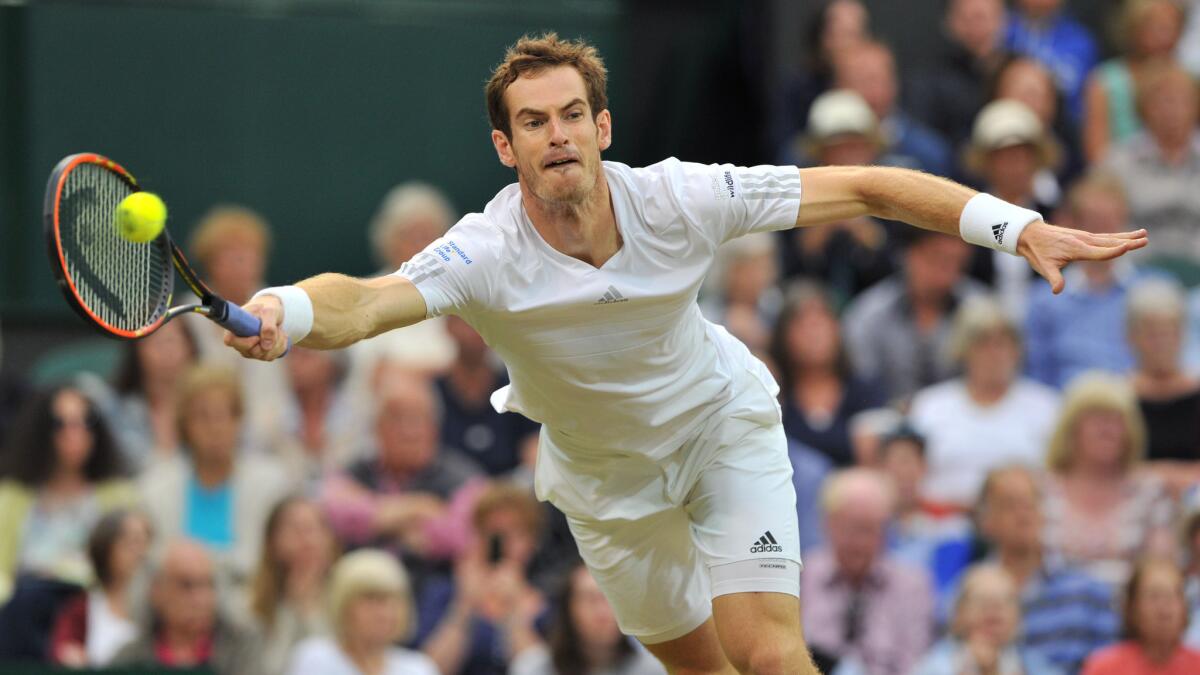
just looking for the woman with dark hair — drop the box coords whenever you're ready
[49,509,152,667]
[83,318,198,471]
[248,496,338,675]
[0,385,137,658]
[1082,557,1200,674]
[769,281,885,467]
[509,560,664,675]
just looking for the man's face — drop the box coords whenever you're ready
[826,497,888,580]
[905,235,970,302]
[835,48,896,120]
[492,66,612,206]
[154,547,217,637]
[1018,0,1062,20]
[979,471,1042,552]
[947,0,1004,53]
[376,384,439,474]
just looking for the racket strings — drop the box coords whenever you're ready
[59,164,171,332]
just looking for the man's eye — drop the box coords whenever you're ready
[526,119,543,129]
[567,111,584,120]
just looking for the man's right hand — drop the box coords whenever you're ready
[223,294,290,361]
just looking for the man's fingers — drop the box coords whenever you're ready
[1046,265,1065,294]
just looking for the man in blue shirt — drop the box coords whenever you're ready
[1025,172,1142,388]
[1004,0,1098,121]
[976,466,1117,674]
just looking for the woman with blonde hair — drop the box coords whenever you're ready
[1042,372,1175,588]
[247,496,338,675]
[287,549,437,675]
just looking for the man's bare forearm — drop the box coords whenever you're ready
[293,273,427,350]
[796,165,981,234]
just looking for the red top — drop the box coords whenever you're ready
[154,633,214,666]
[1082,641,1200,675]
[48,593,88,663]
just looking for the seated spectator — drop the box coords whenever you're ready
[49,509,152,667]
[774,0,872,155]
[1025,172,1141,388]
[436,316,538,477]
[1104,62,1200,269]
[322,373,482,567]
[700,232,782,359]
[288,549,438,675]
[1128,278,1200,493]
[976,466,1119,673]
[0,385,136,659]
[345,182,458,385]
[111,538,260,675]
[1043,372,1175,588]
[846,407,903,467]
[843,228,984,402]
[908,0,1009,149]
[1083,0,1186,163]
[139,366,292,587]
[910,295,1059,508]
[877,426,972,593]
[780,91,895,300]
[801,468,933,675]
[1003,0,1099,121]
[187,205,289,453]
[81,318,199,471]
[421,483,548,675]
[991,56,1084,187]
[276,347,359,490]
[509,559,666,675]
[912,564,1062,675]
[832,40,954,176]
[962,99,1056,317]
[770,281,885,468]
[1083,558,1200,675]
[247,496,338,675]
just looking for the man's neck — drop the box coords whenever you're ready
[998,546,1042,587]
[160,626,210,664]
[522,174,621,268]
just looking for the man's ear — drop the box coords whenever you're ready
[596,109,612,151]
[492,129,517,168]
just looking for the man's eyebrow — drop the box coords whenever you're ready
[514,98,587,118]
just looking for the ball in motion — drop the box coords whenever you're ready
[114,192,167,243]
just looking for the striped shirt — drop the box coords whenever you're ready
[1019,560,1119,675]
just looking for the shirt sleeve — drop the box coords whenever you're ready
[391,216,497,318]
[653,158,803,245]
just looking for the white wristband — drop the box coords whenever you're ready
[959,193,1042,255]
[252,285,313,343]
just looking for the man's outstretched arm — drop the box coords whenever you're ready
[794,165,1147,293]
[224,273,427,360]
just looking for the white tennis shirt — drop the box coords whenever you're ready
[395,158,801,463]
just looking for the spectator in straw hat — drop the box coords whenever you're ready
[781,89,895,301]
[963,99,1059,318]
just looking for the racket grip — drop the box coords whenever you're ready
[215,301,291,356]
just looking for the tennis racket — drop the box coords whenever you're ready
[44,152,273,344]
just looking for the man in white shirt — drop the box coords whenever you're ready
[225,33,1144,675]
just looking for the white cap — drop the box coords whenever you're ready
[971,99,1044,151]
[807,89,879,142]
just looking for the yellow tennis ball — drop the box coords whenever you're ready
[114,192,167,243]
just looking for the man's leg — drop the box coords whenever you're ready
[640,619,738,675]
[712,592,819,675]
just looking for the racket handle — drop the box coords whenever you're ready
[213,300,291,356]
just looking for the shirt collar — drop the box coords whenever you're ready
[823,557,890,590]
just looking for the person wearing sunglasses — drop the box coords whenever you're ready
[0,384,137,660]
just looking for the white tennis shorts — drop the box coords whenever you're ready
[535,364,802,644]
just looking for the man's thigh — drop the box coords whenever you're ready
[565,505,713,645]
[712,592,819,674]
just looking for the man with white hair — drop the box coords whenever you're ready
[801,468,934,675]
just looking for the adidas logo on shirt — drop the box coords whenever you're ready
[992,221,1008,245]
[749,530,783,553]
[595,285,628,304]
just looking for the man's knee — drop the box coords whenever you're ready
[712,592,815,675]
[722,632,810,675]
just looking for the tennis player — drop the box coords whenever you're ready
[226,34,1145,675]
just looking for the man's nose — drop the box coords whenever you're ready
[548,118,569,145]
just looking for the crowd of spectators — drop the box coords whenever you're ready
[0,0,1199,673]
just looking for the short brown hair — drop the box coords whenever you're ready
[485,32,608,139]
[175,365,243,446]
[188,204,272,267]
[471,482,544,536]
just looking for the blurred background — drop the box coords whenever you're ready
[2,0,1200,674]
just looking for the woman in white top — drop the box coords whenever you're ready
[287,549,437,675]
[909,294,1059,508]
[509,560,665,675]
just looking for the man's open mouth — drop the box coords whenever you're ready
[545,157,579,168]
